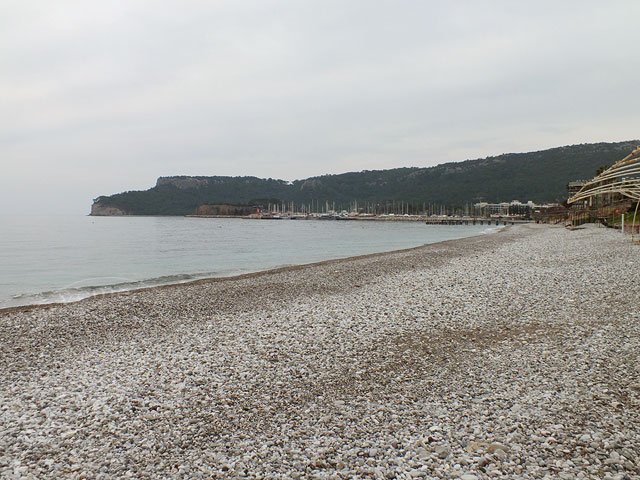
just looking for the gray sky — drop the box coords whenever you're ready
[1,0,639,215]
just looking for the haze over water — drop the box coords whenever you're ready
[0,215,497,309]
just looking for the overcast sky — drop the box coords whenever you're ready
[1,0,639,214]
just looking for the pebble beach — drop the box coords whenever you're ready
[1,224,639,479]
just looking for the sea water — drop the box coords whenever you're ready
[0,215,498,308]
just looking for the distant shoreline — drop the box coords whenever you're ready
[125,212,535,225]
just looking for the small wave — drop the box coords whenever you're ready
[480,225,506,235]
[2,271,244,309]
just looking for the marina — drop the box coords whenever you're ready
[189,212,533,225]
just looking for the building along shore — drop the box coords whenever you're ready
[1,224,639,478]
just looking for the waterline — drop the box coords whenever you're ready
[0,215,500,308]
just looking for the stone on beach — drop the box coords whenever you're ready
[1,224,639,479]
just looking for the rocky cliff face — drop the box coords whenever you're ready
[90,203,126,216]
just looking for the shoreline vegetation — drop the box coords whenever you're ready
[2,224,639,478]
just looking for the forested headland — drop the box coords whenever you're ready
[91,141,639,215]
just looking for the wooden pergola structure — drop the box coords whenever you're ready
[567,146,640,237]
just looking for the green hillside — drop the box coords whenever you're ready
[91,141,639,215]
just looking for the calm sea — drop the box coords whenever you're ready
[0,215,497,309]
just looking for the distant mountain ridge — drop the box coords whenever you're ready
[91,140,639,215]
